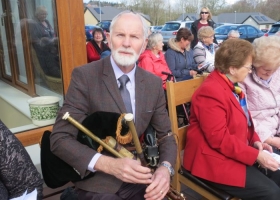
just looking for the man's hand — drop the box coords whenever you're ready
[94,156,152,184]
[144,164,171,200]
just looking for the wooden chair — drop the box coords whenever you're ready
[166,77,239,200]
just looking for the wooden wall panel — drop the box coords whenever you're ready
[15,126,52,147]
[56,0,87,93]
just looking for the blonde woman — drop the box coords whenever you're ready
[191,7,217,48]
[193,26,219,72]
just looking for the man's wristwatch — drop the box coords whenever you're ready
[160,162,175,177]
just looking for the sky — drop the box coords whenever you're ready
[226,0,237,4]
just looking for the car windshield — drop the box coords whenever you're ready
[161,23,181,31]
[269,26,280,33]
[215,26,238,35]
[97,22,110,29]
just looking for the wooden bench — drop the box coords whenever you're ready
[166,77,239,200]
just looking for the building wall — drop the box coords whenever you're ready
[144,19,151,27]
[259,24,271,30]
[243,17,272,30]
[244,17,259,28]
[84,9,98,25]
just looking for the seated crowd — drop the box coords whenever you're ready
[184,36,280,200]
[135,26,280,200]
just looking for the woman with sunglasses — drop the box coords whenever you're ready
[191,7,217,49]
[239,35,280,186]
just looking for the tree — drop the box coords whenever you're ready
[263,0,280,21]
[200,0,227,15]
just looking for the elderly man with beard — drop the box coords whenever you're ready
[50,11,177,200]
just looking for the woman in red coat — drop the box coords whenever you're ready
[86,27,110,63]
[138,33,172,89]
[183,39,280,199]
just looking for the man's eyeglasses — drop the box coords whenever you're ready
[200,12,209,14]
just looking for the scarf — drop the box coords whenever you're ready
[218,71,251,127]
[202,43,214,54]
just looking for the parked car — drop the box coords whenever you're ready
[214,24,264,44]
[264,22,280,36]
[215,23,234,28]
[85,25,98,41]
[160,20,193,49]
[261,28,269,33]
[150,26,156,32]
[154,26,163,33]
[96,21,111,32]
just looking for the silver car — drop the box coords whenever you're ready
[264,22,280,36]
[160,20,193,49]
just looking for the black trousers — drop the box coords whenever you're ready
[264,147,280,187]
[203,165,280,200]
[76,182,168,200]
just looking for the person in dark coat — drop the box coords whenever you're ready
[191,7,217,49]
[29,6,61,78]
[0,120,43,200]
[165,28,200,81]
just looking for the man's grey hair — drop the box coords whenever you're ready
[109,10,149,39]
[228,30,240,38]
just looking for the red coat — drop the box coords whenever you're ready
[183,70,260,187]
[86,42,101,62]
[138,50,172,89]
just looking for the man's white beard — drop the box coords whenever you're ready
[111,43,142,67]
